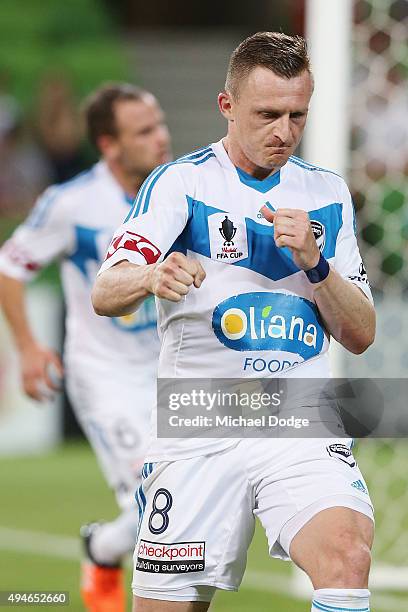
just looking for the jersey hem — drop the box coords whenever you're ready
[144,439,240,463]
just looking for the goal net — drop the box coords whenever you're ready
[294,0,408,597]
[340,0,408,591]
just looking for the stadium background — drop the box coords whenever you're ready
[0,0,407,610]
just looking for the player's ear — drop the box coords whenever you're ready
[97,134,119,161]
[218,91,234,121]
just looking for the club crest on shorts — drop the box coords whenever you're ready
[208,213,248,263]
[311,220,326,253]
[326,443,356,468]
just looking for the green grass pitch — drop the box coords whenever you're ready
[0,442,307,611]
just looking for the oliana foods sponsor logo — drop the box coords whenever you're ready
[212,292,324,360]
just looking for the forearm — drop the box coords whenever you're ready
[0,273,37,351]
[92,261,154,317]
[313,266,376,354]
[0,272,63,400]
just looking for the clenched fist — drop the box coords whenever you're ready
[261,206,320,271]
[147,252,206,302]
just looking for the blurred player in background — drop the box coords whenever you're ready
[0,82,171,612]
[93,34,376,612]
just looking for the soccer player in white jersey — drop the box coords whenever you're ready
[93,34,376,612]
[0,83,171,612]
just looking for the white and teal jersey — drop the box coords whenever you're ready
[0,161,159,369]
[101,140,371,378]
[100,141,372,460]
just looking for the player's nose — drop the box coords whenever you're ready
[157,124,170,148]
[272,115,291,144]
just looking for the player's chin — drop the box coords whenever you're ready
[263,151,291,169]
[157,151,172,165]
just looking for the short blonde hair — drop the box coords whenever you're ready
[225,32,311,99]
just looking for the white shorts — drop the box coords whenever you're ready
[66,360,155,509]
[132,438,373,600]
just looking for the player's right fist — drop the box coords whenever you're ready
[147,252,206,302]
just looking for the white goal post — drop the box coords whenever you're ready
[291,0,408,597]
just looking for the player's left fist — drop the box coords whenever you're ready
[261,206,320,271]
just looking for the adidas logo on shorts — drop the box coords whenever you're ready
[351,479,368,494]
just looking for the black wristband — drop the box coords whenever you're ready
[305,253,330,284]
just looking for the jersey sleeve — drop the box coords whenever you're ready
[98,164,190,274]
[0,186,73,282]
[333,179,373,303]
